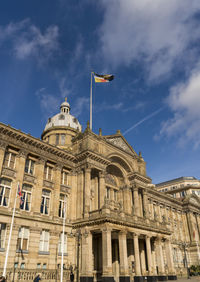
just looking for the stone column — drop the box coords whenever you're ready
[133,233,141,276]
[94,176,99,210]
[118,231,130,281]
[165,239,175,276]
[151,239,157,275]
[123,187,132,214]
[133,186,140,217]
[80,229,93,282]
[70,170,77,220]
[142,189,149,218]
[139,240,146,275]
[99,171,106,209]
[77,169,84,218]
[84,167,91,217]
[145,235,153,275]
[102,227,114,281]
[155,236,165,276]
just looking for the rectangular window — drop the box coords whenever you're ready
[25,158,35,175]
[17,227,29,251]
[114,190,117,201]
[60,134,65,145]
[0,223,6,249]
[106,187,110,199]
[40,189,51,215]
[56,134,59,145]
[0,178,11,207]
[39,230,49,252]
[44,165,53,181]
[61,170,68,186]
[20,184,32,211]
[58,194,67,218]
[58,233,67,254]
[3,151,16,169]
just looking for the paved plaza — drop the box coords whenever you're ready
[177,277,200,282]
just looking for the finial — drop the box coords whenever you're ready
[87,121,90,129]
[65,97,67,102]
[99,128,102,136]
[116,129,121,134]
[139,151,142,158]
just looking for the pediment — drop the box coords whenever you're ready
[105,135,136,156]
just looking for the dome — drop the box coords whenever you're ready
[43,99,82,132]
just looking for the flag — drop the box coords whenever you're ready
[94,73,114,83]
[17,183,24,206]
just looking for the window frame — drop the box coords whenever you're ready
[40,189,51,215]
[17,227,30,251]
[0,223,7,249]
[24,158,35,175]
[0,178,11,207]
[4,151,16,169]
[58,232,67,254]
[20,184,32,212]
[58,194,67,218]
[39,230,49,253]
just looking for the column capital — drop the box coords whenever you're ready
[0,140,7,150]
[18,149,28,159]
[99,170,106,178]
[101,226,112,233]
[133,232,140,238]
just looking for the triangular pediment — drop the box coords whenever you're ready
[105,134,137,156]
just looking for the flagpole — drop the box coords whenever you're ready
[61,195,66,282]
[90,72,93,130]
[3,181,19,278]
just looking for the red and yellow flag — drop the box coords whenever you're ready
[94,73,114,83]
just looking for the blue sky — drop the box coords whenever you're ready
[0,0,200,184]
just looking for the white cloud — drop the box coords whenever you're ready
[0,19,59,64]
[159,69,200,147]
[35,88,60,118]
[71,97,90,117]
[99,0,200,80]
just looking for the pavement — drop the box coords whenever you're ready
[177,277,200,282]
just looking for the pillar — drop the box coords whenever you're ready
[102,227,114,282]
[99,171,106,209]
[77,169,84,218]
[0,141,6,175]
[155,237,165,277]
[80,229,93,282]
[133,186,140,217]
[118,231,130,282]
[142,189,149,218]
[165,239,176,278]
[123,187,132,214]
[133,233,141,277]
[84,167,91,217]
[145,235,153,275]
[52,165,62,217]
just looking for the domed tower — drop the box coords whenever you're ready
[41,98,82,149]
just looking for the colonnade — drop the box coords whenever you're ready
[80,227,176,282]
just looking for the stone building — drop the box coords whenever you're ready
[0,99,200,282]
[156,177,200,199]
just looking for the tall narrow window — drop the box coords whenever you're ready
[58,233,67,254]
[39,230,49,252]
[3,150,16,169]
[114,190,117,201]
[61,170,68,186]
[44,164,53,181]
[25,158,35,175]
[40,189,51,215]
[106,187,110,199]
[58,194,67,218]
[17,227,29,251]
[0,223,6,249]
[0,178,11,207]
[20,184,32,211]
[60,134,65,145]
[56,134,59,145]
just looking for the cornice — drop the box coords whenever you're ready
[75,150,111,166]
[0,122,76,164]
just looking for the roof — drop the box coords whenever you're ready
[156,176,198,187]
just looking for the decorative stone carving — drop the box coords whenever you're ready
[43,179,54,189]
[60,184,71,194]
[23,173,35,184]
[105,173,116,186]
[1,167,16,178]
[106,136,135,155]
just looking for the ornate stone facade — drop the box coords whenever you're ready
[0,101,200,282]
